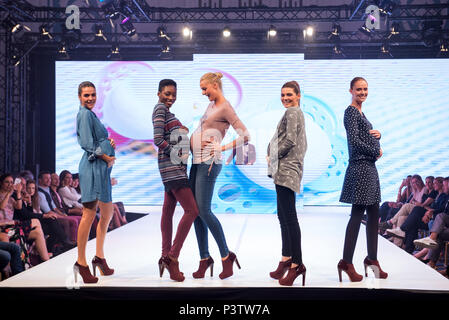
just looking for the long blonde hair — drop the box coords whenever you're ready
[200,72,223,90]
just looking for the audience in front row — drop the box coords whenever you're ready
[0,173,50,268]
[382,174,449,276]
[0,169,128,280]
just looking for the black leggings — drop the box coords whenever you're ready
[276,185,302,265]
[343,203,379,264]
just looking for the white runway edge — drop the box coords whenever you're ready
[1,206,448,292]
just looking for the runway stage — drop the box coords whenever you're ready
[1,206,448,301]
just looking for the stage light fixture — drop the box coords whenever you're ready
[94,24,108,42]
[267,25,277,38]
[182,26,192,39]
[103,1,120,19]
[379,41,393,58]
[328,23,341,40]
[303,26,314,39]
[386,22,400,42]
[57,43,70,60]
[108,44,121,60]
[332,44,346,59]
[39,24,53,40]
[157,26,171,42]
[120,16,136,38]
[2,16,31,39]
[159,44,173,60]
[359,24,374,37]
[437,39,449,58]
[222,27,231,38]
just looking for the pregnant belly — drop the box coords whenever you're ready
[99,139,115,157]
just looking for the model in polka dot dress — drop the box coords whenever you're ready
[337,77,388,282]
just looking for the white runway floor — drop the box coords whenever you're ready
[1,206,448,294]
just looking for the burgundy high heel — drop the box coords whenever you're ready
[92,256,114,277]
[219,251,241,280]
[192,256,214,279]
[159,256,185,282]
[269,259,292,280]
[363,257,388,279]
[278,264,306,286]
[73,262,98,284]
[337,259,363,282]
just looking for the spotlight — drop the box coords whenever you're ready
[94,24,108,42]
[102,0,120,19]
[57,43,70,60]
[359,24,374,37]
[120,16,136,38]
[328,23,341,40]
[437,40,449,58]
[39,24,53,40]
[10,47,22,67]
[379,41,393,58]
[159,44,173,60]
[267,25,277,38]
[157,26,171,42]
[2,16,31,39]
[222,27,231,38]
[182,26,192,39]
[108,44,121,60]
[303,26,314,39]
[422,20,443,48]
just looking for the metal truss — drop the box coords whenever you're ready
[0,30,28,174]
[8,3,449,24]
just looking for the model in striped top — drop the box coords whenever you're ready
[152,79,199,282]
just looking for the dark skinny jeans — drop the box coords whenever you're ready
[275,184,303,265]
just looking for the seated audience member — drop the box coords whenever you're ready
[38,171,80,243]
[390,177,448,253]
[0,240,24,278]
[14,179,73,254]
[71,173,81,194]
[414,196,449,267]
[57,170,83,212]
[0,173,50,264]
[379,175,413,224]
[51,172,82,216]
[383,175,429,234]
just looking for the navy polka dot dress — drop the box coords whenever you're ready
[340,106,381,205]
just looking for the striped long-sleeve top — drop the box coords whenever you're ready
[152,103,190,191]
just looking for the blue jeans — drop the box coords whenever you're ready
[190,163,229,259]
[0,241,24,275]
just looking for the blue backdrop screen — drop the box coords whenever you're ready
[55,55,449,212]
